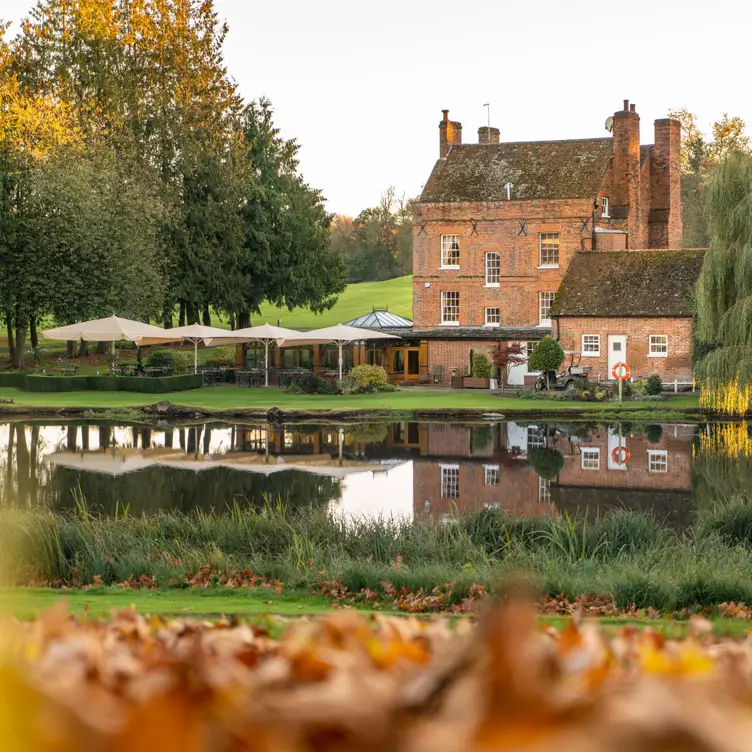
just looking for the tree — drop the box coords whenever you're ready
[695,151,752,413]
[336,187,413,282]
[528,447,564,481]
[668,108,750,248]
[491,342,526,391]
[528,337,564,389]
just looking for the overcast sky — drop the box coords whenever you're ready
[4,0,751,216]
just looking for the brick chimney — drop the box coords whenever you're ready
[478,126,500,145]
[610,99,641,246]
[649,118,683,248]
[439,110,462,158]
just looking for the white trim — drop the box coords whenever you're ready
[483,464,500,486]
[485,251,501,286]
[483,323,500,328]
[537,265,560,270]
[581,334,600,357]
[601,196,610,218]
[439,265,460,270]
[483,283,500,288]
[581,447,601,471]
[647,450,668,473]
[648,334,669,358]
[439,321,460,327]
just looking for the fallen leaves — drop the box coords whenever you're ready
[3,601,752,750]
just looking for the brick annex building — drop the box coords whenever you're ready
[409,99,699,384]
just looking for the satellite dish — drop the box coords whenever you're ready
[605,116,614,133]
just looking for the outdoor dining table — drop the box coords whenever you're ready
[144,367,168,378]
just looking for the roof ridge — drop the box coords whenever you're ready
[451,136,613,148]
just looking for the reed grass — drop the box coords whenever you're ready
[4,501,752,612]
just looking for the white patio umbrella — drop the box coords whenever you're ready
[42,316,184,346]
[205,323,301,387]
[155,324,230,374]
[279,324,400,380]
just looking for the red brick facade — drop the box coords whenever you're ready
[411,100,690,383]
[557,317,694,382]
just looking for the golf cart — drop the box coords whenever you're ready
[533,352,592,392]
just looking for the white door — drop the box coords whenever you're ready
[607,335,627,378]
[607,427,628,471]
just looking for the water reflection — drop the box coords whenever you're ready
[0,419,745,523]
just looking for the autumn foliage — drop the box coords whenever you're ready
[2,601,752,751]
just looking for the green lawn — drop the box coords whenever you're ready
[2,588,749,638]
[0,386,701,414]
[209,275,412,330]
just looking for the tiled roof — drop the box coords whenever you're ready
[550,251,705,318]
[344,310,413,328]
[420,138,613,203]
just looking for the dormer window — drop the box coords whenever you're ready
[601,196,609,217]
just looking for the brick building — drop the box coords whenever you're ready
[411,99,687,384]
[551,251,704,382]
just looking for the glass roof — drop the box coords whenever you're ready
[344,310,413,328]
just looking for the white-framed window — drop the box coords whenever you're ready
[581,447,600,471]
[525,341,538,359]
[485,252,500,286]
[601,196,609,217]
[440,291,460,325]
[582,334,600,357]
[484,465,500,485]
[649,335,668,357]
[538,477,552,505]
[484,307,500,327]
[440,234,460,268]
[648,450,668,473]
[527,426,546,449]
[539,232,559,268]
[440,463,460,498]
[539,291,556,326]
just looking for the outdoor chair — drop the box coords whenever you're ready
[55,357,79,376]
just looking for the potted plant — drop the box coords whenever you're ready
[464,354,492,389]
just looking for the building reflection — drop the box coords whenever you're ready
[0,419,705,522]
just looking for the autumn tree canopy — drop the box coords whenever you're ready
[0,0,345,366]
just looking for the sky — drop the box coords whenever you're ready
[4,0,752,216]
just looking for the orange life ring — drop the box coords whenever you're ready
[611,362,631,380]
[611,446,631,465]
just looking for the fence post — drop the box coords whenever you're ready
[674,379,678,394]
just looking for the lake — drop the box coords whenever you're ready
[0,419,745,524]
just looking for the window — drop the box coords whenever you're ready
[485,252,500,286]
[441,291,460,325]
[484,307,500,327]
[538,477,551,505]
[440,464,460,498]
[581,447,600,471]
[484,465,500,486]
[526,341,538,359]
[649,335,668,357]
[539,291,556,326]
[601,196,609,217]
[440,234,460,268]
[539,233,559,267]
[648,450,668,473]
[527,426,546,449]
[582,334,600,357]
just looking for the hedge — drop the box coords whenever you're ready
[0,372,29,388]
[24,374,202,393]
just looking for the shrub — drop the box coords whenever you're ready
[527,446,564,480]
[378,383,397,393]
[472,354,492,379]
[619,380,633,398]
[286,373,335,395]
[336,377,359,395]
[204,347,236,367]
[646,374,663,396]
[145,349,176,370]
[173,351,194,375]
[528,337,564,374]
[645,424,663,443]
[349,364,387,389]
[631,379,647,396]
[0,372,29,388]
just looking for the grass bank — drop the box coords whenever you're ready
[0,385,701,416]
[5,502,752,614]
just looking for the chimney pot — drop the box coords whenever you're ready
[623,99,629,111]
[630,103,636,113]
[442,109,449,121]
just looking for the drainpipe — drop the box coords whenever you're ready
[554,316,561,341]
